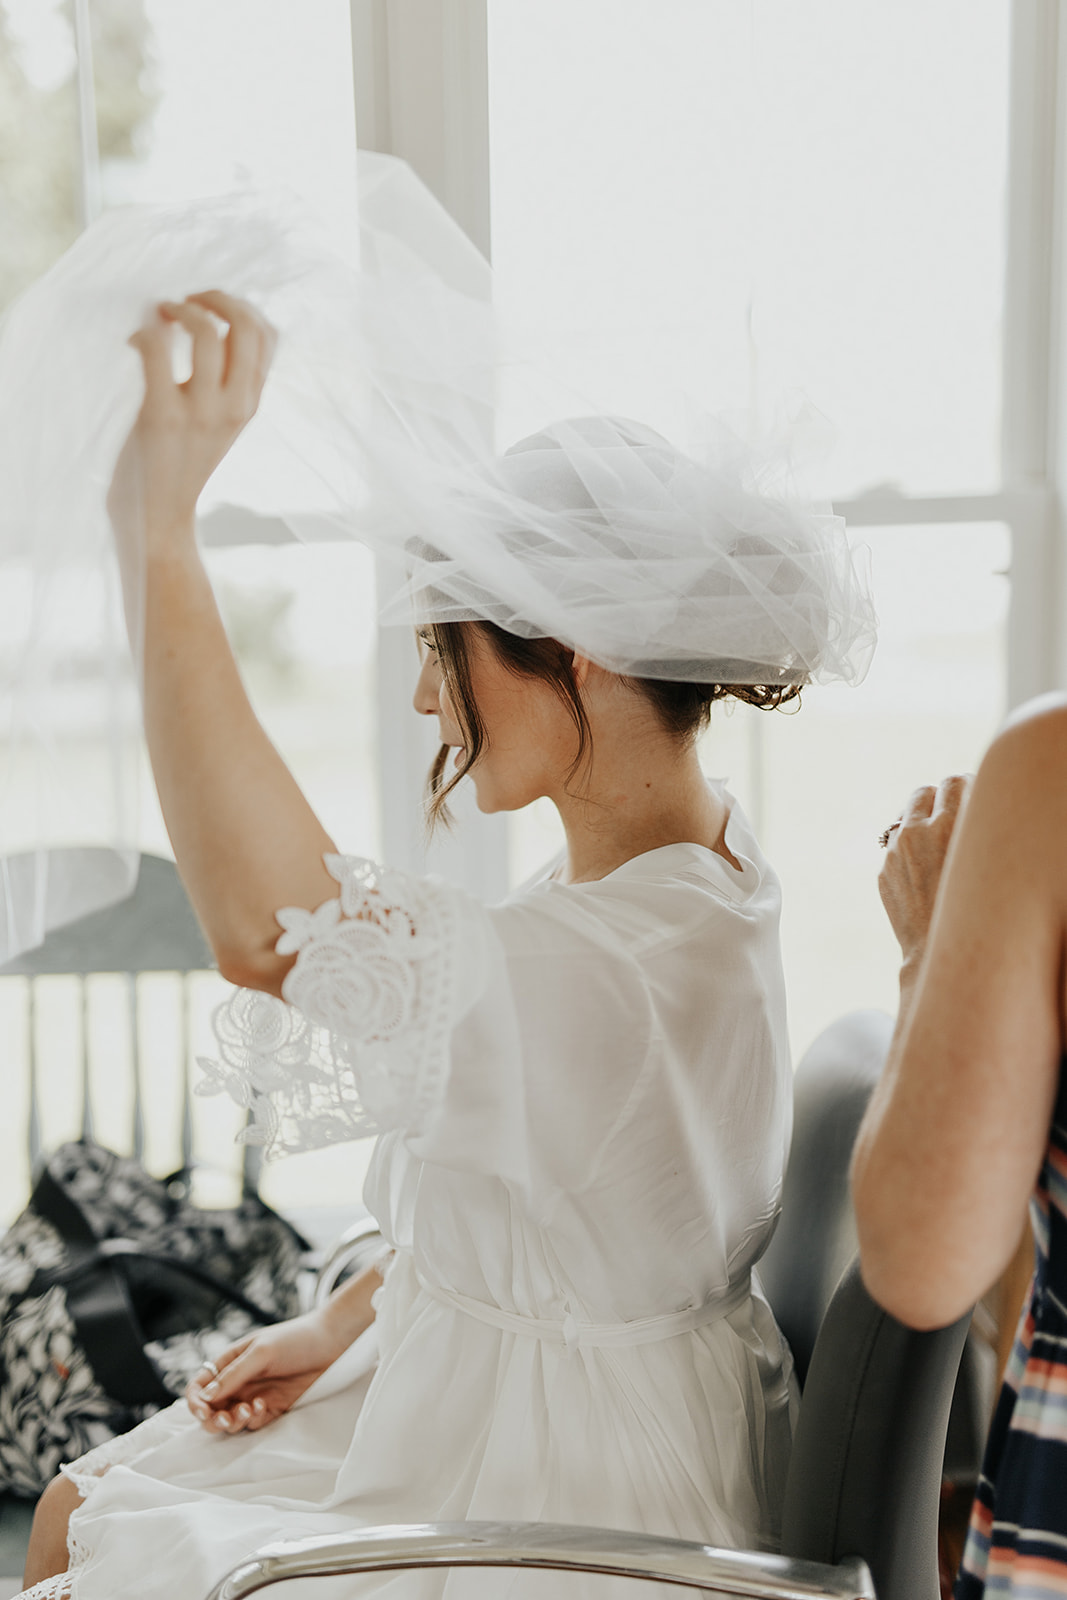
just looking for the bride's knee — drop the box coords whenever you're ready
[24,1473,84,1589]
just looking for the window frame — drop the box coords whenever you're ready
[349,1,1067,877]
[66,0,1067,894]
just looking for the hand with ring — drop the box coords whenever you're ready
[877,775,971,968]
[184,1311,350,1436]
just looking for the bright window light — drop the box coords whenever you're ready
[708,524,1010,1055]
[488,0,1010,497]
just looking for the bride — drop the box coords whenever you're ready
[19,284,871,1599]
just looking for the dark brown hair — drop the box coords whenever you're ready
[426,620,801,827]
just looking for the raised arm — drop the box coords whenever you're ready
[110,293,338,993]
[851,700,1067,1329]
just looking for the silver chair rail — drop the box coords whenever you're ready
[205,1521,875,1599]
[312,1216,384,1307]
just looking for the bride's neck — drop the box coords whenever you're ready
[553,739,736,885]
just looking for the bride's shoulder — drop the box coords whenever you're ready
[489,845,771,969]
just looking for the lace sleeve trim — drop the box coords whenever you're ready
[195,855,483,1158]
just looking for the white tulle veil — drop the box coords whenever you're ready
[0,152,876,961]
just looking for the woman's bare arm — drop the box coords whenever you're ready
[851,701,1067,1328]
[112,293,338,993]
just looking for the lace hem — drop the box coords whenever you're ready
[14,1432,146,1600]
[196,855,485,1157]
[18,1572,79,1600]
[59,1420,159,1500]
[11,1408,198,1599]
[16,1507,100,1600]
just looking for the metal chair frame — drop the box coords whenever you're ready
[208,1523,874,1599]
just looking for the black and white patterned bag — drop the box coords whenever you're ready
[0,1140,309,1497]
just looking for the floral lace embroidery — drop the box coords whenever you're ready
[18,1570,77,1599]
[59,1401,187,1501]
[196,855,483,1157]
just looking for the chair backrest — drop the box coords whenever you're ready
[782,1257,971,1600]
[759,1009,894,1383]
[0,854,212,978]
[0,852,260,1194]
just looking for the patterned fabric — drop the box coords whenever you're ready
[0,1142,306,1497]
[956,1057,1067,1599]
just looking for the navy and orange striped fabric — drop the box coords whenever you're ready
[956,1060,1067,1599]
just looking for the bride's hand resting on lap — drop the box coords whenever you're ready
[186,1260,388,1435]
[186,1309,348,1435]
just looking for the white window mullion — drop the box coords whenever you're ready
[72,0,102,228]
[1001,0,1060,702]
[1007,487,1058,709]
[350,0,491,259]
[836,486,1053,713]
[837,0,1063,710]
[1002,0,1059,489]
[834,489,1041,530]
[350,0,510,894]
[1043,0,1067,692]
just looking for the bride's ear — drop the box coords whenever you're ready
[572,653,619,697]
[570,652,593,689]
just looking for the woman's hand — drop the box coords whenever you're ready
[108,290,276,550]
[185,1261,387,1434]
[185,1308,347,1436]
[879,774,970,971]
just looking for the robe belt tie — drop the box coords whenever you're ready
[416,1271,752,1352]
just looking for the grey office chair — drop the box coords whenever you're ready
[205,1010,971,1600]
[759,1011,993,1486]
[760,1010,895,1385]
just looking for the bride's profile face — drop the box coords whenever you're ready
[413,624,580,813]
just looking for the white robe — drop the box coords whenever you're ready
[22,797,797,1599]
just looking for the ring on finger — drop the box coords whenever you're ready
[878,821,902,849]
[200,1360,219,1379]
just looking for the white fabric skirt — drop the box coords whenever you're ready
[20,1251,796,1600]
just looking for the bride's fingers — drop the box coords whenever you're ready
[187,1335,252,1396]
[189,290,274,402]
[214,1397,273,1434]
[243,1398,271,1431]
[201,1345,267,1407]
[187,1350,251,1418]
[160,300,225,398]
[220,1395,282,1434]
[213,1335,255,1373]
[219,1401,254,1432]
[129,316,179,415]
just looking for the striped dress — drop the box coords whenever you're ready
[956,1059,1067,1599]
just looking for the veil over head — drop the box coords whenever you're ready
[0,152,875,959]
[397,412,873,685]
